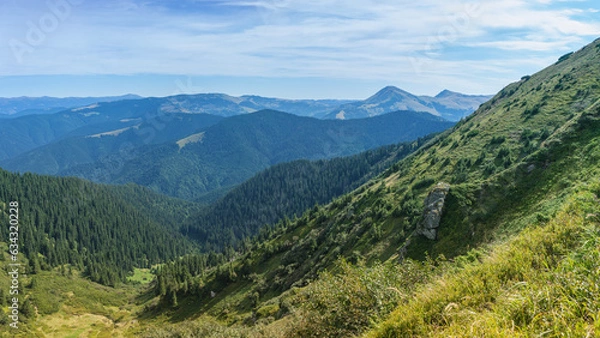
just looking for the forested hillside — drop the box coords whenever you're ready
[0,169,196,286]
[60,110,454,201]
[1,113,224,176]
[182,137,432,251]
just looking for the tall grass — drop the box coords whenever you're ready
[285,259,434,337]
[367,185,600,337]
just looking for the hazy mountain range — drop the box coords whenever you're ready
[0,85,483,201]
[1,109,454,201]
[0,86,490,121]
[0,94,142,118]
[325,86,492,121]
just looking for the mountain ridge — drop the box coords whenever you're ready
[0,87,484,162]
[325,86,492,121]
[0,94,142,118]
[55,109,455,201]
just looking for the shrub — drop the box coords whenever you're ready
[466,130,480,139]
[256,303,280,319]
[496,146,510,159]
[557,52,573,63]
[412,177,436,190]
[523,104,541,117]
[489,136,506,145]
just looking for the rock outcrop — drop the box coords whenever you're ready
[417,182,450,240]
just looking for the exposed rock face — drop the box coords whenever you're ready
[417,182,450,240]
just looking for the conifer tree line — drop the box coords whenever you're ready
[156,137,432,302]
[0,170,195,286]
[182,137,431,252]
[0,136,432,288]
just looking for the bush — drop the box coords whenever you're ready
[489,136,506,145]
[256,303,280,319]
[523,104,541,117]
[557,52,573,63]
[412,177,436,190]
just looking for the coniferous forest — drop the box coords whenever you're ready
[0,169,195,286]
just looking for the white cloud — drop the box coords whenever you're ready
[0,0,598,96]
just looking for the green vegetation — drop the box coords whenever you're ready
[62,109,454,201]
[0,170,196,286]
[0,249,141,338]
[127,268,154,285]
[183,137,431,251]
[1,113,223,176]
[368,185,600,337]
[0,97,173,161]
[135,38,600,336]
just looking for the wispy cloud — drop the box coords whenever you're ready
[0,0,598,97]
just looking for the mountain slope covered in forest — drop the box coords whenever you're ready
[56,110,454,201]
[0,169,197,287]
[182,138,431,251]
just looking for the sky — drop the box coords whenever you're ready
[0,0,598,99]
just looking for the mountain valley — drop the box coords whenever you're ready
[1,37,600,338]
[1,109,454,201]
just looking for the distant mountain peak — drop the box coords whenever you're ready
[364,86,417,106]
[435,89,459,98]
[371,86,411,97]
[379,85,402,92]
[325,86,492,121]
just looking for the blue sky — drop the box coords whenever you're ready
[0,0,598,99]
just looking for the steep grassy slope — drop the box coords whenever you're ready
[368,182,600,337]
[138,38,600,336]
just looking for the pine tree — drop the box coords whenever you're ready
[169,289,178,307]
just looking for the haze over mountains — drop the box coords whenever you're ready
[0,94,142,118]
[325,86,492,121]
[0,86,482,201]
[0,86,489,121]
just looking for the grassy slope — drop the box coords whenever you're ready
[141,38,600,334]
[368,180,600,337]
[0,258,150,337]
[0,236,146,337]
[368,75,600,336]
